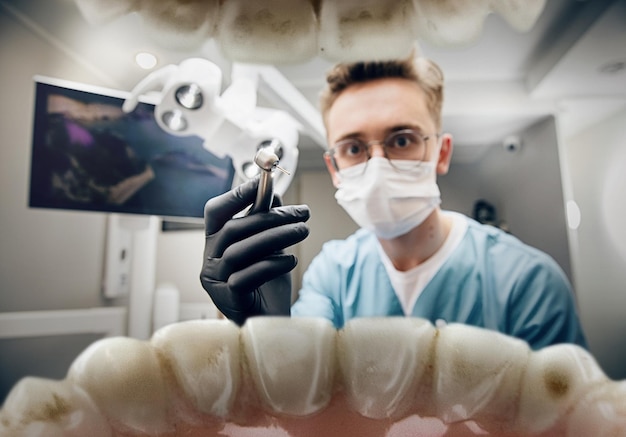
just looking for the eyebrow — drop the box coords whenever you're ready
[335,124,426,142]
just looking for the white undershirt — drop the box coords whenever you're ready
[377,211,468,316]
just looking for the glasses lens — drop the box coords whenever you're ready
[331,139,368,170]
[385,130,427,171]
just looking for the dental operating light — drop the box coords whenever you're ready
[122,58,308,197]
[175,83,204,110]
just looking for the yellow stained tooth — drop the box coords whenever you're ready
[151,319,241,417]
[412,0,491,46]
[318,0,418,62]
[0,377,111,437]
[566,380,626,437]
[516,344,609,434]
[338,317,436,419]
[67,337,170,435]
[138,0,219,49]
[242,317,336,416]
[217,0,317,63]
[433,323,530,426]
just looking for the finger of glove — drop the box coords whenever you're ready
[271,193,283,208]
[206,204,310,258]
[228,254,297,294]
[204,178,259,235]
[218,221,309,275]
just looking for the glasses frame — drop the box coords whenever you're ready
[324,129,439,174]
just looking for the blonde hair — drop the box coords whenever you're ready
[319,54,444,130]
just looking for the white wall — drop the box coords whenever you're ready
[0,6,112,403]
[0,7,110,313]
[564,107,626,380]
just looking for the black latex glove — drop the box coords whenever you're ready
[200,178,310,326]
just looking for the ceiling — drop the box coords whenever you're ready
[2,0,625,165]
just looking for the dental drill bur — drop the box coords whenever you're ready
[247,140,290,215]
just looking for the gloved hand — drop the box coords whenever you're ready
[200,178,310,326]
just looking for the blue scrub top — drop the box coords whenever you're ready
[292,215,588,350]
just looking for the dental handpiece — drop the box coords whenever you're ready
[247,140,290,215]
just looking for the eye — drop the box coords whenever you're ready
[337,140,366,158]
[388,131,419,150]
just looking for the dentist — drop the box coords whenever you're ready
[200,54,587,350]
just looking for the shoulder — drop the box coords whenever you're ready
[448,213,571,292]
[461,215,558,266]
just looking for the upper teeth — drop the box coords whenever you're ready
[1,317,623,436]
[74,0,548,62]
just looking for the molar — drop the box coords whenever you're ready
[0,377,111,437]
[67,336,171,435]
[516,343,609,433]
[337,317,437,419]
[241,317,336,416]
[151,319,241,418]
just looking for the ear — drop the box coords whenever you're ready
[436,133,453,175]
[324,153,341,188]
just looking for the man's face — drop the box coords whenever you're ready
[324,77,452,186]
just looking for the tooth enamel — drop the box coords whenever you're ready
[337,317,437,419]
[241,317,336,416]
[217,0,318,63]
[0,377,111,437]
[67,337,170,435]
[412,0,491,46]
[318,0,418,62]
[138,0,219,49]
[567,380,626,436]
[433,323,530,426]
[150,319,240,417]
[516,344,609,433]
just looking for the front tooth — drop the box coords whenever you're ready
[318,0,418,62]
[151,319,241,417]
[338,317,436,419]
[0,377,111,437]
[217,0,318,63]
[516,343,609,434]
[241,317,336,416]
[433,323,530,426]
[67,337,170,435]
[566,380,626,437]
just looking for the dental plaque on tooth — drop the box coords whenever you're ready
[1,317,625,436]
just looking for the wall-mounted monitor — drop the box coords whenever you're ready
[29,77,235,221]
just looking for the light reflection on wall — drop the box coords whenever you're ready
[601,144,626,263]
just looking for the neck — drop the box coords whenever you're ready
[378,208,452,271]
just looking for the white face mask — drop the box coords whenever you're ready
[334,157,441,240]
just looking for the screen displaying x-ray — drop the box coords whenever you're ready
[29,78,235,219]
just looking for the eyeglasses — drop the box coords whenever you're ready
[324,129,435,174]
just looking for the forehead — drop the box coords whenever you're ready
[326,78,434,142]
